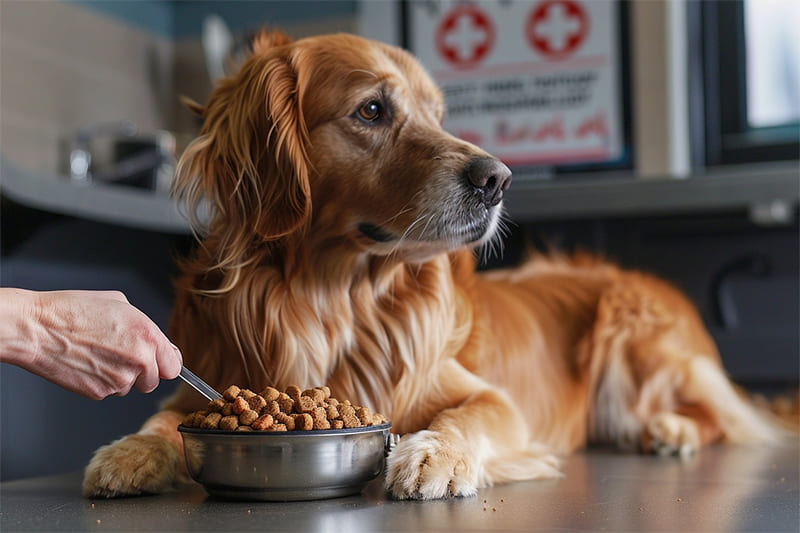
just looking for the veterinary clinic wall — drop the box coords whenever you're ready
[0,0,175,177]
[0,0,356,482]
[0,0,357,177]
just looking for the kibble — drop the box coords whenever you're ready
[181,384,389,432]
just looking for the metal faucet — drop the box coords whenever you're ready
[68,121,176,190]
[69,120,138,183]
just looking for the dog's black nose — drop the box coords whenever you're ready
[464,157,512,207]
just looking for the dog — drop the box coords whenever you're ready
[83,30,781,500]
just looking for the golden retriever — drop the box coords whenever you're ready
[83,30,781,500]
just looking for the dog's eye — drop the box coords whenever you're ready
[357,101,383,122]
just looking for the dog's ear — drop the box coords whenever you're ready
[173,32,310,244]
[250,28,293,53]
[179,95,205,117]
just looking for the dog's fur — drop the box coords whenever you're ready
[83,31,780,500]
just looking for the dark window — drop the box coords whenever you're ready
[694,0,800,166]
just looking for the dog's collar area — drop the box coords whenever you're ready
[357,223,396,243]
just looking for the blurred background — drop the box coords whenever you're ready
[1,0,797,481]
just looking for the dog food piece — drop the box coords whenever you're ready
[207,398,226,413]
[338,404,361,428]
[311,407,332,430]
[326,404,340,420]
[182,384,388,432]
[285,385,302,401]
[287,386,316,413]
[356,406,372,426]
[200,412,222,429]
[277,393,294,413]
[232,396,249,415]
[239,409,259,426]
[272,412,294,430]
[295,395,316,413]
[260,386,281,402]
[222,385,241,401]
[292,413,314,430]
[303,388,326,404]
[219,415,239,431]
[251,414,274,431]
[247,395,267,412]
[182,412,203,427]
[263,400,281,417]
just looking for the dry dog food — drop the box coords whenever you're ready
[181,384,388,432]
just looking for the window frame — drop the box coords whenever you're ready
[693,0,800,166]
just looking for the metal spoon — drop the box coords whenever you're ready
[178,366,223,401]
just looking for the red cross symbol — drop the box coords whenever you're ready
[526,0,589,59]
[436,5,495,69]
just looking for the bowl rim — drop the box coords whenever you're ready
[177,421,392,437]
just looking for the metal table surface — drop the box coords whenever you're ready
[1,441,797,532]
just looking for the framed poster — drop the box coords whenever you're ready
[405,0,632,177]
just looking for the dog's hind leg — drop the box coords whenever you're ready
[588,278,782,457]
[641,356,788,459]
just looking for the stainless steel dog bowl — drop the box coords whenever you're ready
[178,423,393,501]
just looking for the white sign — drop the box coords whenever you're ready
[409,0,624,168]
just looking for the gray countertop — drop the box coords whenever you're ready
[2,441,797,532]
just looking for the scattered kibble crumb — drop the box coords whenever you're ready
[492,507,497,512]
[96,520,101,525]
[500,499,504,503]
[677,497,683,502]
[90,503,95,509]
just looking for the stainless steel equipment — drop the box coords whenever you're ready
[179,423,395,501]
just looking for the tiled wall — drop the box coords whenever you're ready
[0,0,356,177]
[0,0,174,175]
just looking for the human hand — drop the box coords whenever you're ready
[0,288,182,400]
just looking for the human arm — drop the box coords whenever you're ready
[0,288,182,399]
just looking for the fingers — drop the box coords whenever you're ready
[130,313,182,392]
[156,342,183,380]
[134,366,160,394]
[132,335,181,394]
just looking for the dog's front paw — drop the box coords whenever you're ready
[82,434,181,498]
[384,430,478,500]
[643,412,700,459]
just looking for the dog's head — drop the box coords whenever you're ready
[175,30,511,264]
